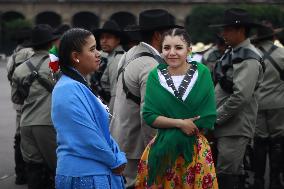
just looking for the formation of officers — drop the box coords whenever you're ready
[5,7,284,189]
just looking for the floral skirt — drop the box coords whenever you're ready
[135,134,218,189]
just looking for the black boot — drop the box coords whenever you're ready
[41,164,55,189]
[27,163,45,189]
[218,174,242,189]
[243,143,253,189]
[252,179,264,189]
[281,137,284,184]
[269,137,284,189]
[14,133,27,185]
[251,137,268,189]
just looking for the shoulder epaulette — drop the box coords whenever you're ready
[232,48,265,72]
[115,51,125,56]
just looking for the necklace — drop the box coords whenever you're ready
[160,63,197,100]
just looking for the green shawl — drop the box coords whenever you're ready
[143,62,216,185]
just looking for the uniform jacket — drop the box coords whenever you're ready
[214,39,263,138]
[7,46,34,74]
[101,45,125,114]
[7,45,34,111]
[110,42,157,159]
[12,50,55,127]
[202,46,223,72]
[256,40,284,110]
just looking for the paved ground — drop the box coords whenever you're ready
[0,60,27,189]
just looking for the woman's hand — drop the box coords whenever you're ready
[177,116,200,136]
[112,163,126,175]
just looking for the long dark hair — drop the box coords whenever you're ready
[58,28,93,91]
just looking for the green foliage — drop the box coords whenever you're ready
[186,5,226,44]
[243,5,284,27]
[185,5,284,44]
[3,18,32,30]
[3,18,32,40]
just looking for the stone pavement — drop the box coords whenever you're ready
[0,60,27,189]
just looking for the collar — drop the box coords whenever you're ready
[233,38,251,52]
[141,42,160,56]
[114,45,124,52]
[69,66,88,83]
[107,45,124,57]
[15,45,24,52]
[257,40,274,47]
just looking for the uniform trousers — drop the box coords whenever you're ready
[123,159,139,189]
[20,125,57,171]
[253,108,284,188]
[216,136,250,175]
[256,108,284,138]
[14,109,27,184]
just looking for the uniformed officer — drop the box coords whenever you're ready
[210,8,264,189]
[251,22,284,189]
[202,34,226,73]
[92,20,125,114]
[6,27,34,185]
[12,24,59,189]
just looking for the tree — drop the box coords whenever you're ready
[1,19,32,54]
[3,18,32,40]
[185,5,284,44]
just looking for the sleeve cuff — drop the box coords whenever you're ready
[110,152,127,169]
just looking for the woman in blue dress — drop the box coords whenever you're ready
[51,28,127,189]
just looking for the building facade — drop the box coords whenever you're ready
[0,0,283,53]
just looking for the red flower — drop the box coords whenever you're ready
[137,161,144,174]
[202,174,213,189]
[49,61,59,73]
[197,138,202,152]
[174,175,180,186]
[205,151,214,164]
[186,167,195,184]
[165,168,175,180]
[195,163,202,174]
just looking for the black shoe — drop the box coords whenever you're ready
[252,178,264,189]
[269,138,284,189]
[218,174,243,189]
[15,175,27,185]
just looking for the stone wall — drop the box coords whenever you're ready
[1,1,283,26]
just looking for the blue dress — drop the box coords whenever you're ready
[51,75,127,189]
